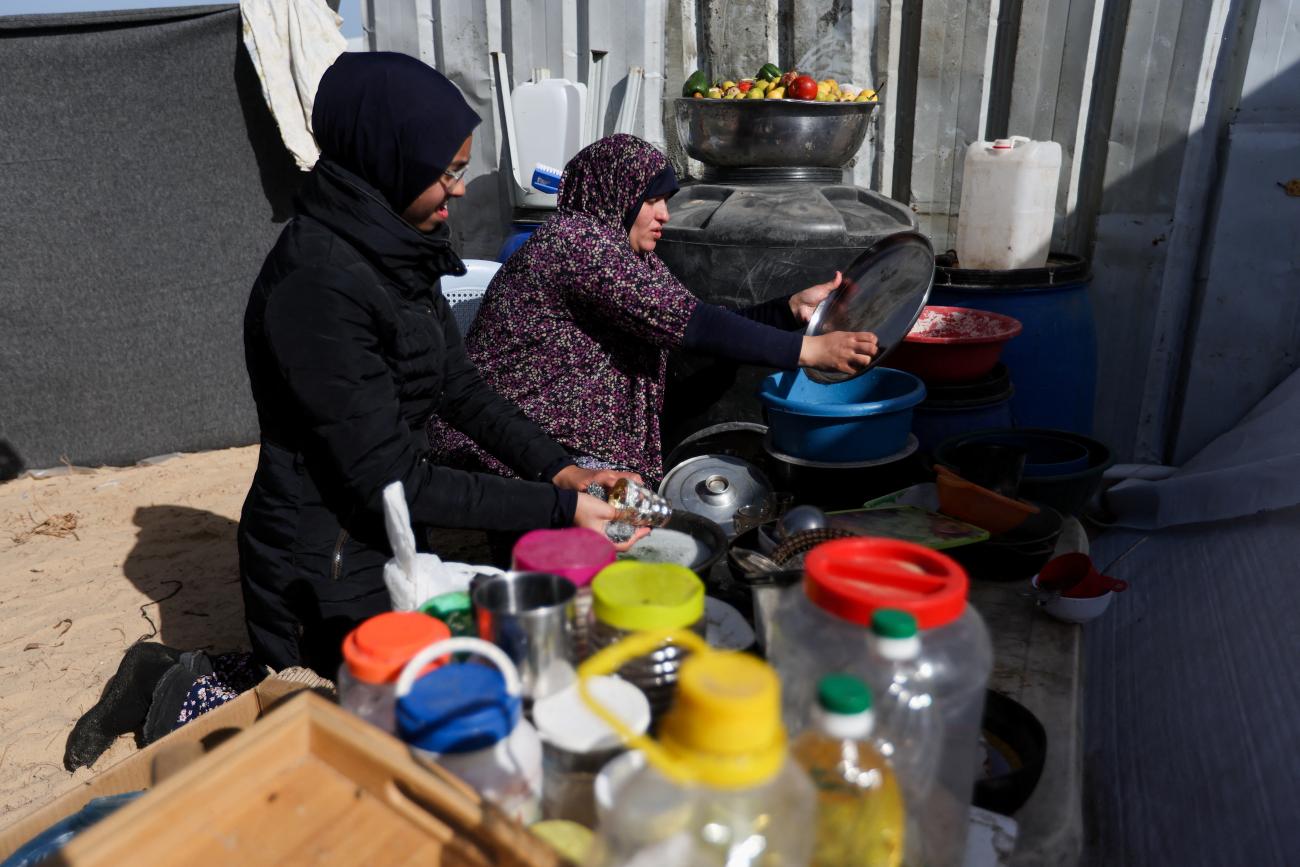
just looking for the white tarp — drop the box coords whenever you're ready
[1105,367,1300,529]
[239,0,346,170]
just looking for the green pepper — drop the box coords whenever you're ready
[756,63,782,83]
[682,69,709,98]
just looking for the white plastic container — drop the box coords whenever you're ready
[532,676,651,827]
[956,136,1062,270]
[509,78,587,209]
[766,539,992,867]
[395,638,543,825]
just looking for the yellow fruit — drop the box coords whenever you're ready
[721,80,736,90]
[724,86,741,99]
[707,87,723,99]
[747,87,766,99]
[816,82,831,96]
[856,89,877,102]
[765,86,785,99]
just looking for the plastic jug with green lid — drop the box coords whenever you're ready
[579,628,816,866]
[790,674,906,867]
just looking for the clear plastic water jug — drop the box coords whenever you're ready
[956,136,1062,270]
[766,538,992,867]
[790,674,906,867]
[581,629,816,867]
[337,611,450,734]
[395,637,544,825]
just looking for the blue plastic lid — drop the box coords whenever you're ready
[396,664,520,754]
[531,165,562,194]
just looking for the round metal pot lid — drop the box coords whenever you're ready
[658,454,774,537]
[805,231,936,384]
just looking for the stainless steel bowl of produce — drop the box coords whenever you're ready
[675,97,878,169]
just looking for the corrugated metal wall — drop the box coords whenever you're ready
[365,0,1300,465]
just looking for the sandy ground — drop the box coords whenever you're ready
[0,446,496,831]
[0,447,258,827]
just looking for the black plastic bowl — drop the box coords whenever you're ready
[666,510,728,576]
[936,428,1114,515]
[974,689,1048,816]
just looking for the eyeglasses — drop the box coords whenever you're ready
[440,164,470,186]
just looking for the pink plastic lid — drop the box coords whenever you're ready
[512,528,616,588]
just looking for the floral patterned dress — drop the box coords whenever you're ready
[429,135,698,481]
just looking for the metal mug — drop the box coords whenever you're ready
[472,571,577,703]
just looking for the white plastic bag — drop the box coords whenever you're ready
[381,481,501,611]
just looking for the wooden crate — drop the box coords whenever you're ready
[53,692,568,867]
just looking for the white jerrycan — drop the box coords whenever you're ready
[956,136,1062,270]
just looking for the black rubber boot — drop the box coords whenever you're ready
[141,651,214,746]
[64,642,182,771]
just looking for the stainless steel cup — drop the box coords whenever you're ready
[472,571,577,703]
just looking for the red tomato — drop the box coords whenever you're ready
[737,79,754,93]
[789,75,818,100]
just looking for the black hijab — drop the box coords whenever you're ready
[311,52,481,214]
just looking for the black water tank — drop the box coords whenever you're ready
[657,177,917,452]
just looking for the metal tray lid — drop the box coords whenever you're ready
[804,230,936,384]
[657,454,774,538]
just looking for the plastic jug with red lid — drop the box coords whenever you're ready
[766,537,992,867]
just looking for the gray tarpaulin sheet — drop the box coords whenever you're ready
[0,5,299,477]
[1083,372,1300,865]
[1106,367,1300,529]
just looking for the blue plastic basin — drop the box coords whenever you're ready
[758,368,926,462]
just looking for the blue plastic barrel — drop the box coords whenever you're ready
[496,222,538,263]
[929,254,1096,435]
[497,208,553,263]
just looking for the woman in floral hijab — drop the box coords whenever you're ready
[430,134,876,481]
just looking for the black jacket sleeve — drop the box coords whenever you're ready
[265,268,575,531]
[681,302,803,369]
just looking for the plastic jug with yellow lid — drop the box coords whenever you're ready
[578,628,815,866]
[587,562,705,724]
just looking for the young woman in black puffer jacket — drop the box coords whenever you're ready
[239,52,636,677]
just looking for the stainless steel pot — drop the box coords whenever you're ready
[674,97,877,168]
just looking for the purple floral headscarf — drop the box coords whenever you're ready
[428,134,698,480]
